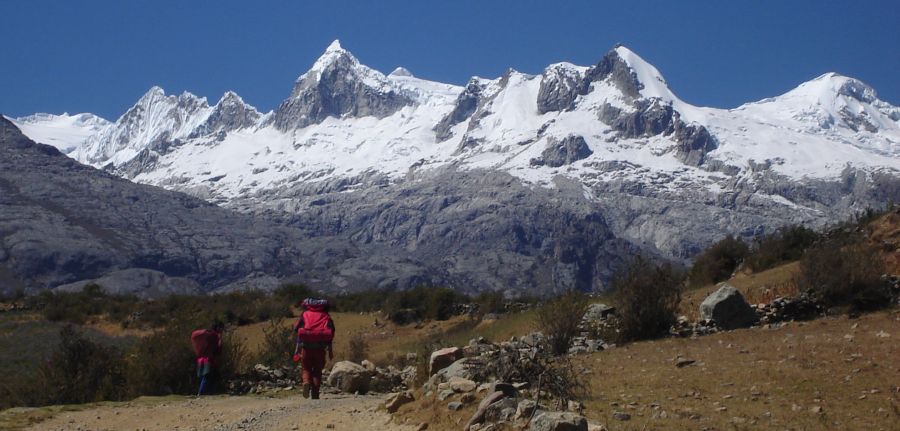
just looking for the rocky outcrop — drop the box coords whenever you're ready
[191,91,261,138]
[434,79,485,141]
[531,135,593,167]
[699,285,759,330]
[271,42,414,131]
[577,47,643,99]
[537,64,584,114]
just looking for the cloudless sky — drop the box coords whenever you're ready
[2,1,898,120]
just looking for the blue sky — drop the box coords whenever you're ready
[2,1,898,120]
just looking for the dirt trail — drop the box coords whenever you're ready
[25,393,419,431]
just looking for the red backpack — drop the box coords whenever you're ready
[190,329,221,358]
[297,306,334,344]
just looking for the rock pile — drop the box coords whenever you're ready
[227,364,299,394]
[752,291,822,324]
[669,316,719,338]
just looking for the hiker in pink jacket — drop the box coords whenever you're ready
[294,298,335,399]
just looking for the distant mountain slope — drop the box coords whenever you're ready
[1,117,639,296]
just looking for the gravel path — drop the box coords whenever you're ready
[26,393,419,431]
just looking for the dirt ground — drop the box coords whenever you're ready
[17,392,420,431]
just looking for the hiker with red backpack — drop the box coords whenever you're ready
[293,298,335,399]
[191,322,224,396]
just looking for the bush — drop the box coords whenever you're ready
[347,332,369,363]
[383,286,469,324]
[479,342,589,408]
[34,325,127,405]
[125,322,197,396]
[614,257,683,342]
[797,238,891,312]
[474,291,506,316]
[688,235,749,288]
[126,322,250,396]
[535,291,589,356]
[256,318,296,368]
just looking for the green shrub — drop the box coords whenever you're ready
[614,257,683,342]
[688,235,749,288]
[535,291,589,356]
[797,238,890,312]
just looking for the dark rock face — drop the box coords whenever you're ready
[270,52,414,131]
[260,170,639,295]
[600,100,717,166]
[434,79,484,141]
[536,64,583,114]
[577,48,643,100]
[673,122,716,165]
[530,135,593,167]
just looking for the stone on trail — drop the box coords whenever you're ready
[384,390,414,413]
[699,284,759,330]
[530,411,589,431]
[326,361,372,394]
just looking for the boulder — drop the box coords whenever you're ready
[483,398,518,423]
[530,412,589,431]
[582,303,615,321]
[699,284,758,330]
[326,361,372,394]
[465,391,509,430]
[430,347,463,375]
[384,391,414,413]
[449,376,477,393]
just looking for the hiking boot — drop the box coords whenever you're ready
[311,389,320,400]
[302,383,311,399]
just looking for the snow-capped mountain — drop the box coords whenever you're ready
[9,112,110,153]
[10,40,900,294]
[44,41,897,206]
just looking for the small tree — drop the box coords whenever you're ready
[535,291,589,356]
[35,325,127,405]
[688,235,749,288]
[614,257,683,342]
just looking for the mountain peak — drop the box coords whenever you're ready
[610,45,677,102]
[325,39,344,53]
[307,40,359,77]
[389,67,414,77]
[139,86,167,102]
[783,72,879,105]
